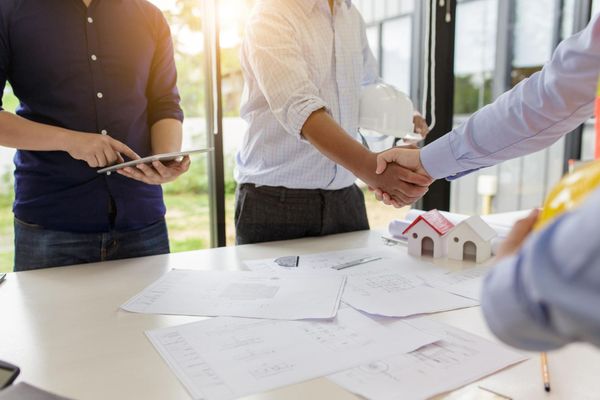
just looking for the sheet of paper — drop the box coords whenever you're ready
[146,308,440,400]
[426,265,492,301]
[246,248,478,317]
[342,269,479,317]
[121,269,345,320]
[329,317,527,400]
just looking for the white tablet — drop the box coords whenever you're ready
[97,148,213,174]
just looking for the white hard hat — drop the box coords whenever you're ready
[359,82,415,139]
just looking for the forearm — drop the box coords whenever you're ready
[421,16,599,179]
[150,118,183,154]
[301,109,374,178]
[0,111,74,151]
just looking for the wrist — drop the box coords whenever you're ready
[57,129,78,153]
[351,150,377,182]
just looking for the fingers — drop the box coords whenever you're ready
[110,138,140,161]
[511,209,540,238]
[103,147,119,166]
[399,168,432,187]
[95,152,108,167]
[137,162,161,181]
[375,149,402,174]
[496,209,540,259]
[117,156,191,184]
[117,166,145,182]
[413,113,429,137]
[375,153,389,175]
[179,156,191,172]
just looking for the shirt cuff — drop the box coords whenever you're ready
[420,134,465,179]
[286,97,330,139]
[481,257,566,351]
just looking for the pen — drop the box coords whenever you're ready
[541,352,551,392]
[332,256,382,270]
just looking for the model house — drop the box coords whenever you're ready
[447,216,497,263]
[402,210,455,258]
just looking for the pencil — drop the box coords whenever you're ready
[541,352,551,392]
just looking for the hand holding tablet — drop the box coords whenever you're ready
[97,148,212,174]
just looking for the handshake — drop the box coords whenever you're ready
[364,147,434,208]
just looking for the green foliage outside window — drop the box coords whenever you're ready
[453,74,493,115]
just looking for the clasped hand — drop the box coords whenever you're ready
[366,147,433,208]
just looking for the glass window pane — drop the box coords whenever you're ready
[0,84,17,271]
[385,0,401,17]
[148,0,211,252]
[513,0,556,68]
[453,0,497,115]
[218,0,256,245]
[381,17,412,94]
[366,26,380,62]
[561,0,576,39]
[374,1,386,20]
[581,120,597,161]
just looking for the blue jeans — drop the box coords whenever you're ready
[14,218,170,271]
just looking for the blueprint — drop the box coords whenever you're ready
[329,317,527,400]
[121,269,345,320]
[146,308,440,400]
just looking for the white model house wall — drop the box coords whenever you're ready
[406,220,448,259]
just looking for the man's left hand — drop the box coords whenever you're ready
[116,155,191,185]
[413,112,429,138]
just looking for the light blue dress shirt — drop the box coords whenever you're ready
[235,0,378,190]
[421,14,600,350]
[421,14,599,181]
[482,186,600,350]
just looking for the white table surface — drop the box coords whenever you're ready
[1,229,599,400]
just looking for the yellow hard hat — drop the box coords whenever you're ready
[536,160,600,230]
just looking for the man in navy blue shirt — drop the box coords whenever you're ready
[0,0,189,270]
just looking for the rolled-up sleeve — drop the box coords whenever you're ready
[244,7,330,138]
[421,14,600,180]
[482,187,600,351]
[146,9,184,126]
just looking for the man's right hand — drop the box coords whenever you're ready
[369,147,434,207]
[358,152,432,208]
[65,132,140,168]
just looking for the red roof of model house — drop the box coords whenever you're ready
[402,209,455,236]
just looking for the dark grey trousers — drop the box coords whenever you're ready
[235,183,370,244]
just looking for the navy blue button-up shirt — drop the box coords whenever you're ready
[0,0,184,233]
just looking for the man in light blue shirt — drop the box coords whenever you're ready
[376,14,600,350]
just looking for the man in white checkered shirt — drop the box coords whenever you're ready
[234,0,430,244]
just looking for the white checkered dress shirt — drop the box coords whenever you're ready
[235,0,379,189]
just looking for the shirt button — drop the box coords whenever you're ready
[97,92,103,99]
[91,54,98,61]
[101,130,108,136]
[87,17,94,23]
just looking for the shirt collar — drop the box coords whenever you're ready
[296,0,352,15]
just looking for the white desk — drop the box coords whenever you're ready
[1,230,599,400]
